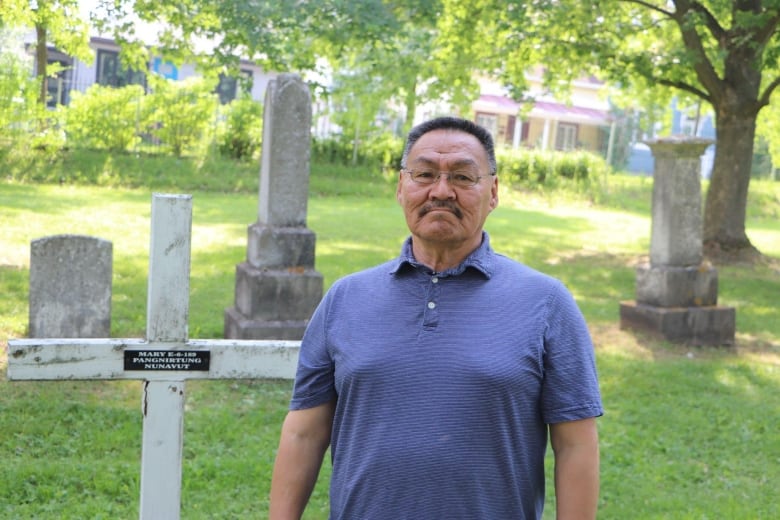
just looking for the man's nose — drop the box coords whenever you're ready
[428,173,456,198]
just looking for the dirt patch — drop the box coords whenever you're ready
[704,241,777,268]
[591,322,780,365]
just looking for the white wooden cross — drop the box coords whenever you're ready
[7,194,301,519]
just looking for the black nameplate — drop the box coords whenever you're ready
[124,350,210,371]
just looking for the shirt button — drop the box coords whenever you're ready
[427,301,436,309]
[431,276,439,284]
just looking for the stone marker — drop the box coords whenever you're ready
[620,137,736,345]
[8,194,300,519]
[29,234,112,338]
[224,73,323,340]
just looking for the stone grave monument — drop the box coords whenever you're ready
[29,234,112,338]
[620,137,735,345]
[224,73,323,340]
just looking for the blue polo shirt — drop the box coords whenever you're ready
[291,233,603,519]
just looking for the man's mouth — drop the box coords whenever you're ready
[419,201,463,219]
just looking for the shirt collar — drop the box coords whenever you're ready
[389,231,494,279]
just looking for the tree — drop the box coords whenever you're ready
[309,1,440,135]
[0,0,91,105]
[98,0,440,153]
[435,0,780,261]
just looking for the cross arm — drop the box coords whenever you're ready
[7,338,300,381]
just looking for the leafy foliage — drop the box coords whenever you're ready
[0,30,64,154]
[144,75,218,157]
[0,29,42,141]
[65,84,146,152]
[0,0,92,105]
[312,133,403,170]
[496,148,610,189]
[757,96,780,172]
[63,77,222,158]
[217,94,263,161]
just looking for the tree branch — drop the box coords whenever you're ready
[758,75,780,108]
[685,1,727,43]
[656,77,711,103]
[752,12,780,48]
[620,0,673,17]
[668,1,723,101]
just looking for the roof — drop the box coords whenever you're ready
[531,100,612,125]
[474,95,612,125]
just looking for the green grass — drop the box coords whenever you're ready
[1,153,779,518]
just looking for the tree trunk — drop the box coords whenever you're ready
[701,20,764,263]
[703,108,759,258]
[401,78,418,135]
[35,24,48,105]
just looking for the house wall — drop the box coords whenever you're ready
[521,119,600,150]
[39,36,275,104]
[578,124,605,152]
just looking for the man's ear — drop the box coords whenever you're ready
[490,176,499,210]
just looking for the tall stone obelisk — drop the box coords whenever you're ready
[224,74,323,340]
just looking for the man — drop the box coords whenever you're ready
[270,116,603,519]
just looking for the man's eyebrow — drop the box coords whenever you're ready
[410,157,480,169]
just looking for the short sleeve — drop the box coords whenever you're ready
[540,282,604,424]
[289,292,338,410]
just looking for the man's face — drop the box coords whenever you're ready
[397,128,498,249]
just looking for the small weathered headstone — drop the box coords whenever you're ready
[620,137,735,345]
[29,234,112,338]
[225,73,323,340]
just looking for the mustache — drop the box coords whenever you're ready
[419,201,463,219]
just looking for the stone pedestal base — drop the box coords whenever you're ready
[224,307,310,340]
[619,301,735,346]
[225,222,323,341]
[635,263,718,307]
[224,261,323,340]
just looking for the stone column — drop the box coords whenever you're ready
[620,137,735,345]
[224,74,323,340]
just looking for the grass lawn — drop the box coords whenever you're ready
[1,159,779,518]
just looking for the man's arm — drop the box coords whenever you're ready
[269,400,336,520]
[549,417,600,520]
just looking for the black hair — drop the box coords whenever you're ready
[400,116,497,174]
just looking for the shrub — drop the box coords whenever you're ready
[496,147,610,188]
[312,135,352,165]
[0,29,65,155]
[312,133,403,170]
[144,75,219,157]
[65,84,146,152]
[0,51,35,142]
[217,94,263,161]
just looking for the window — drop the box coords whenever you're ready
[34,47,73,108]
[215,70,254,104]
[475,113,498,139]
[555,123,578,151]
[96,49,146,88]
[45,55,73,108]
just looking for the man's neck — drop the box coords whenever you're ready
[411,236,482,273]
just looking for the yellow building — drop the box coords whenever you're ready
[471,72,614,159]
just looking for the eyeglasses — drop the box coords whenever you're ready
[401,169,494,188]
